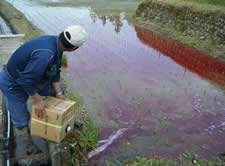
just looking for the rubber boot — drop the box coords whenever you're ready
[13,126,48,166]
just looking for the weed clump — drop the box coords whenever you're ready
[65,92,100,166]
[65,120,100,166]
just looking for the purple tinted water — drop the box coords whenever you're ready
[6,0,225,164]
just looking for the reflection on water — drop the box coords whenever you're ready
[135,26,225,86]
[5,0,225,164]
[97,15,123,33]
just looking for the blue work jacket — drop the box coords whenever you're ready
[6,35,62,96]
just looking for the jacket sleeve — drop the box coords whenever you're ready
[52,68,61,82]
[16,50,53,96]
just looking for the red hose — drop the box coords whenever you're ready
[69,129,83,153]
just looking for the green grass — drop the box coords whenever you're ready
[105,150,225,166]
[155,0,225,11]
[66,91,83,109]
[189,0,225,6]
[61,54,68,66]
[65,92,100,166]
[22,29,41,42]
[65,119,100,166]
[122,156,224,166]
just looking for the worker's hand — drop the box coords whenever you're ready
[56,95,69,101]
[34,100,48,119]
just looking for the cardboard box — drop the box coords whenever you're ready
[31,96,76,143]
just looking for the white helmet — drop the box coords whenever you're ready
[63,25,87,47]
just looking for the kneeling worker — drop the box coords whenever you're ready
[0,25,87,165]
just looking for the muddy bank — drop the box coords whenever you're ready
[134,0,225,63]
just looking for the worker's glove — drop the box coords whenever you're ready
[34,100,48,119]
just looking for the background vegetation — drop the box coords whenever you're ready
[155,0,225,11]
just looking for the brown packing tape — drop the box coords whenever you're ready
[62,106,75,122]
[32,106,62,126]
[42,97,76,112]
[31,115,75,143]
[46,101,71,110]
[46,96,76,105]
[32,102,75,126]
[31,96,76,142]
[31,120,61,142]
[32,115,75,129]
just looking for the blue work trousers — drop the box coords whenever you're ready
[0,70,64,127]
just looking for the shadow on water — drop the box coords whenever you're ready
[5,0,225,165]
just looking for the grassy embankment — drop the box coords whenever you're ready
[104,147,224,166]
[157,0,225,10]
[122,158,224,166]
[118,155,224,166]
[0,1,99,165]
[133,0,225,63]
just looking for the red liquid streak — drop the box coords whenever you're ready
[135,26,225,86]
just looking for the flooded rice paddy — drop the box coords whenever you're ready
[5,0,225,165]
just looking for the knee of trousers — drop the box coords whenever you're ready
[4,95,30,128]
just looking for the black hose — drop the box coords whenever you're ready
[0,94,10,166]
[0,93,7,166]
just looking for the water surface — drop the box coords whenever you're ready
[0,16,11,34]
